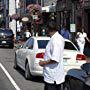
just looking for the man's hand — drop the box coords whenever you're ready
[39,60,45,67]
[39,60,57,67]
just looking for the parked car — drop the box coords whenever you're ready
[63,63,90,90]
[0,28,14,48]
[14,36,86,79]
[63,39,86,74]
[84,40,90,57]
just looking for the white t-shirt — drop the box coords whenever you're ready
[43,32,65,84]
[25,31,31,38]
[76,32,87,44]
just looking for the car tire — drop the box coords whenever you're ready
[25,63,32,80]
[14,53,18,69]
[64,76,84,90]
[63,80,71,90]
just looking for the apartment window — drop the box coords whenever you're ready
[26,0,36,7]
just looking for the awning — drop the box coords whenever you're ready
[42,5,56,12]
[42,6,50,12]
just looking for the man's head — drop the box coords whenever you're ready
[47,21,58,31]
[47,21,58,36]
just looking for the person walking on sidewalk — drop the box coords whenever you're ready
[58,25,71,40]
[76,27,90,54]
[39,21,65,90]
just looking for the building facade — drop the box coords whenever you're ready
[2,0,90,39]
[42,0,90,41]
[56,0,90,35]
[80,0,90,36]
[0,0,4,27]
[56,0,72,31]
[0,0,9,28]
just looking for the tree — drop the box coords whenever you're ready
[27,4,43,36]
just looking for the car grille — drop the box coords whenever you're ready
[0,35,13,40]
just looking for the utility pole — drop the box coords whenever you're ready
[71,0,77,42]
[41,0,44,7]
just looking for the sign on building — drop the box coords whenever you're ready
[70,24,76,32]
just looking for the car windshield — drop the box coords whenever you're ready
[64,41,77,50]
[38,40,49,49]
[0,29,13,35]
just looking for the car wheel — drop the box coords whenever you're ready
[25,63,32,80]
[64,76,84,90]
[64,80,71,90]
[14,53,18,69]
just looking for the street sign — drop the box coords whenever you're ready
[70,24,76,32]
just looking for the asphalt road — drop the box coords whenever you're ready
[0,48,89,90]
[0,48,44,90]
[0,67,16,90]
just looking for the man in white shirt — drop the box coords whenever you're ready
[39,21,65,90]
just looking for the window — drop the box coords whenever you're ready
[23,38,34,49]
[26,0,36,6]
[38,40,49,49]
[64,41,76,50]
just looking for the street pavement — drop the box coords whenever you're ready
[0,48,44,90]
[0,47,90,90]
[0,67,16,90]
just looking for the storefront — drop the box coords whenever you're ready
[56,0,90,36]
[81,0,90,35]
[73,0,90,36]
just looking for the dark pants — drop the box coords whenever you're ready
[44,82,62,90]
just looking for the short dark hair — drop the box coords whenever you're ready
[47,21,58,32]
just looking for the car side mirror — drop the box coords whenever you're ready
[16,45,23,49]
[28,45,33,49]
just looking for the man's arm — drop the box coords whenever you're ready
[86,37,90,43]
[39,60,57,67]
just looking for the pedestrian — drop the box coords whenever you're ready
[24,29,31,40]
[39,21,65,90]
[42,28,46,36]
[58,25,71,40]
[76,27,90,54]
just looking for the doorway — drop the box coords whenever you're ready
[83,9,90,56]
[84,9,90,39]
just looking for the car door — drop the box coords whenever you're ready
[20,38,34,69]
[16,49,23,67]
[16,42,27,69]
